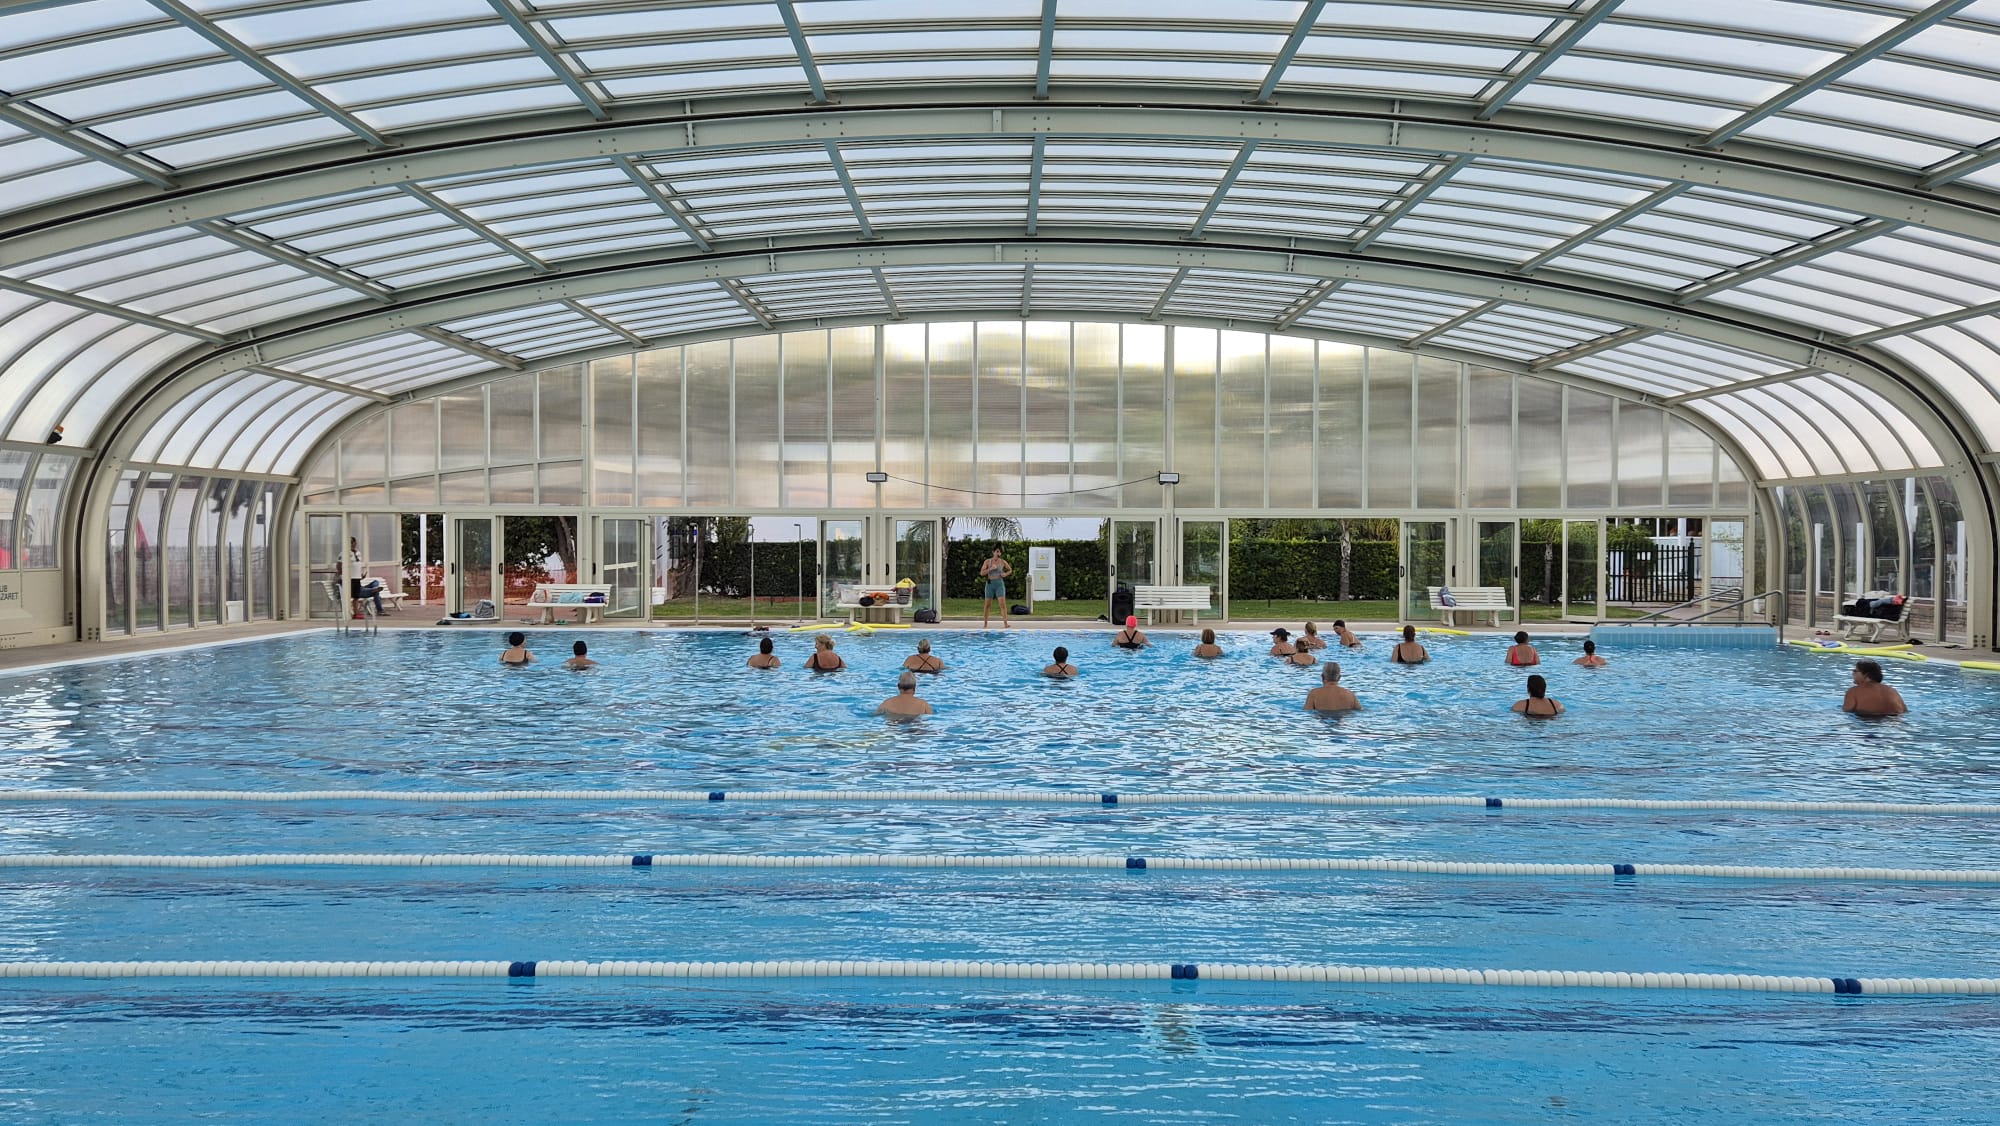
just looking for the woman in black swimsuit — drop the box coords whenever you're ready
[903,638,944,673]
[1511,674,1564,717]
[1112,615,1149,649]
[1390,624,1427,664]
[804,633,846,672]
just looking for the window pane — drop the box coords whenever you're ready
[538,366,584,460]
[439,390,486,471]
[1415,356,1459,509]
[592,357,634,507]
[1366,350,1412,509]
[1172,327,1217,508]
[1318,343,1363,509]
[1566,389,1614,509]
[1616,403,1664,509]
[1517,379,1562,509]
[636,347,683,506]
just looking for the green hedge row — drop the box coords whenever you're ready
[1225,538,1399,602]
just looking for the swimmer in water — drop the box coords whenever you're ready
[748,636,780,668]
[499,631,533,666]
[1192,627,1223,659]
[904,637,945,673]
[1332,620,1360,648]
[1268,628,1295,657]
[562,640,597,670]
[1390,625,1427,664]
[803,632,846,672]
[878,670,934,717]
[1287,642,1317,668]
[1303,661,1361,712]
[1113,616,1149,649]
[1506,631,1541,666]
[1574,639,1607,668]
[1512,673,1564,717]
[1298,622,1328,651]
[1042,646,1078,679]
[1842,659,1908,717]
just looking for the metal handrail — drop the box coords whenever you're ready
[1618,588,1782,626]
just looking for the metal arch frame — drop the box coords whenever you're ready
[88,232,1989,477]
[10,91,2000,264]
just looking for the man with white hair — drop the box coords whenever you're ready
[878,670,934,717]
[1304,661,1361,713]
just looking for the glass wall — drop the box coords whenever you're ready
[100,471,283,634]
[1773,476,1969,642]
[0,449,76,572]
[305,323,1750,517]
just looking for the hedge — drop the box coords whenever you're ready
[1225,537,1398,602]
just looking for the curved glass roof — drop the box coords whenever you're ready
[3,0,1999,484]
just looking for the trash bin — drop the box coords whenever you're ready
[1110,582,1135,624]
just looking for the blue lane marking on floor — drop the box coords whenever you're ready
[1126,857,1147,869]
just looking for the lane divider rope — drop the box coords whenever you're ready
[0,958,1989,994]
[5,852,2000,884]
[3,789,1999,815]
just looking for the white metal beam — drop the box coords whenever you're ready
[1033,0,1058,99]
[870,267,903,320]
[194,219,392,302]
[1025,134,1046,236]
[718,279,777,329]
[485,0,608,122]
[146,0,391,148]
[1530,326,1652,371]
[824,142,876,239]
[11,93,2000,266]
[1513,183,1688,275]
[0,274,224,342]
[1251,0,1328,104]
[1477,0,1626,120]
[1404,298,1502,348]
[1697,0,1979,149]
[608,155,713,253]
[1673,219,1898,304]
[0,102,176,189]
[1351,155,1470,252]
[562,299,645,347]
[244,363,395,403]
[1186,142,1258,240]
[1146,267,1190,320]
[774,0,831,105]
[413,326,523,370]
[397,184,548,274]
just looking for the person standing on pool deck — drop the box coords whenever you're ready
[562,640,597,670]
[804,633,846,672]
[1268,628,1295,657]
[1391,625,1427,664]
[1304,661,1361,712]
[748,636,780,668]
[500,631,534,666]
[1042,646,1078,679]
[1843,659,1908,717]
[904,637,945,673]
[1193,628,1223,659]
[878,670,934,717]
[1506,631,1541,666]
[1512,674,1564,717]
[1113,616,1149,649]
[979,547,1014,629]
[1574,639,1607,668]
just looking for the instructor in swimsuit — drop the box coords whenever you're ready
[979,547,1014,630]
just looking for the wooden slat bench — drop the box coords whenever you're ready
[528,583,613,624]
[834,584,908,624]
[1134,585,1213,623]
[1427,586,1513,628]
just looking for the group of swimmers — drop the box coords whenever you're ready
[503,619,1910,720]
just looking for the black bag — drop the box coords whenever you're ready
[1010,603,1031,616]
[913,608,939,624]
[858,594,877,606]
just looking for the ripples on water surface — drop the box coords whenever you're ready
[2,628,1998,1123]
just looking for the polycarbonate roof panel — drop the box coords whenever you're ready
[0,0,1995,478]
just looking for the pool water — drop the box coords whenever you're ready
[2,627,1998,1123]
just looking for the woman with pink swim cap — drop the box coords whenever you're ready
[1112,614,1149,649]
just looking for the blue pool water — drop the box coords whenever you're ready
[2,627,1999,1123]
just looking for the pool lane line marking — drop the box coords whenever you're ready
[7,852,2000,884]
[0,959,1992,994]
[6,789,2000,816]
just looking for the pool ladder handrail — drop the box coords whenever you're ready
[1613,588,1784,627]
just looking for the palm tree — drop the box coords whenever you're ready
[939,515,1024,542]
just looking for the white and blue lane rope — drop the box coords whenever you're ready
[6,852,2000,884]
[3,788,1999,816]
[0,958,1989,994]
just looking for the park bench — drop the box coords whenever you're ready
[1427,585,1513,628]
[1134,585,1213,623]
[528,583,612,624]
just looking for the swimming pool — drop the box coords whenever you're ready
[2,628,1998,1122]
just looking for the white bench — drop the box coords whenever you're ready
[1427,586,1513,628]
[528,583,612,624]
[1835,598,1912,644]
[1134,585,1212,623]
[834,583,908,624]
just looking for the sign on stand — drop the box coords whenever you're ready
[1029,547,1056,605]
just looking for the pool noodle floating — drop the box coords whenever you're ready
[1418,627,1470,636]
[1961,661,2000,673]
[788,624,843,632]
